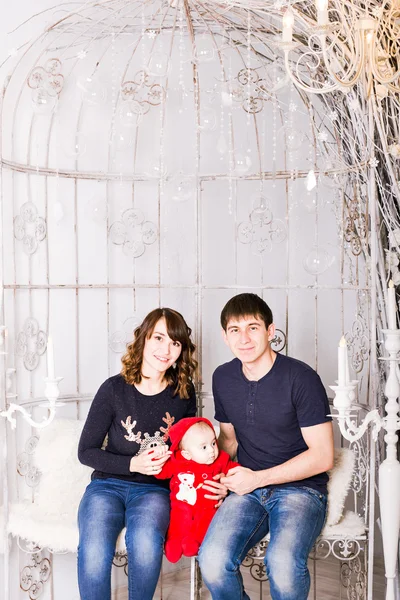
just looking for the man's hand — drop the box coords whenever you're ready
[221,466,261,496]
[203,473,229,508]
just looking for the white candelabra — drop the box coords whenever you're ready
[1,330,63,600]
[280,0,400,95]
[330,281,400,600]
[0,333,63,429]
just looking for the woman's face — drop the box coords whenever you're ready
[141,317,183,377]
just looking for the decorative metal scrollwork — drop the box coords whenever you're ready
[15,318,47,372]
[20,552,51,600]
[121,70,165,113]
[346,320,369,374]
[241,537,269,582]
[109,208,157,259]
[344,204,367,258]
[340,556,367,600]
[17,435,41,488]
[237,195,287,256]
[271,328,286,353]
[109,315,141,353]
[228,68,269,113]
[13,204,47,256]
[113,553,128,576]
[315,537,363,561]
[27,59,64,95]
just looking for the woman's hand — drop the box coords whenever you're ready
[130,446,172,475]
[202,473,229,508]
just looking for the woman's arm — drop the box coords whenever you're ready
[78,379,132,475]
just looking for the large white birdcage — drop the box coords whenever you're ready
[0,1,381,599]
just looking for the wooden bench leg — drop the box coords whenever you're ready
[190,557,202,600]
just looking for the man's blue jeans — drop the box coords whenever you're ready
[199,486,327,600]
[77,478,170,600]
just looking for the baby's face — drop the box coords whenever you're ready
[182,424,219,465]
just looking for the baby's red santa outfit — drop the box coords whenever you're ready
[155,417,239,562]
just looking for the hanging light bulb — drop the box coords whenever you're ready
[144,160,168,179]
[250,194,272,225]
[171,173,194,202]
[234,154,252,174]
[303,245,335,275]
[77,75,107,105]
[199,107,217,132]
[195,35,215,63]
[31,88,57,115]
[265,62,289,93]
[216,134,228,155]
[84,195,108,223]
[148,52,170,77]
[278,125,305,152]
[119,101,143,128]
[63,132,87,158]
[110,130,134,151]
[320,159,345,190]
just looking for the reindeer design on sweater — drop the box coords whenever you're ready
[121,412,175,454]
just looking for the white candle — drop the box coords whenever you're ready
[338,336,347,386]
[282,9,294,42]
[316,0,328,25]
[344,340,350,384]
[47,335,55,379]
[388,280,397,330]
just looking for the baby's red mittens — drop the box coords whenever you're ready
[165,539,183,563]
[182,537,200,557]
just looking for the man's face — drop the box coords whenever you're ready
[223,315,275,365]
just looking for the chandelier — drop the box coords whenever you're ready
[279,0,400,95]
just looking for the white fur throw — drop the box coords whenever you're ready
[322,510,365,537]
[8,418,126,554]
[326,447,356,526]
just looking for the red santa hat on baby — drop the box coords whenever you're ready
[168,417,215,453]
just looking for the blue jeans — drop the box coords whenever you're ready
[199,486,327,600]
[77,478,170,600]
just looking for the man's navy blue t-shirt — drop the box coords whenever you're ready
[213,352,332,494]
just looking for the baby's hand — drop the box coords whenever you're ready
[150,446,172,460]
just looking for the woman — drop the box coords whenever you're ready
[77,308,197,600]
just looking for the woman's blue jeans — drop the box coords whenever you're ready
[77,478,170,600]
[198,486,327,600]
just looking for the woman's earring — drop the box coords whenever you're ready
[173,362,177,369]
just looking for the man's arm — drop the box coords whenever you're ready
[222,421,334,496]
[202,422,237,505]
[218,422,238,459]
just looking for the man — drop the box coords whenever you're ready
[198,293,334,600]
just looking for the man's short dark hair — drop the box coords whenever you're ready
[220,293,273,331]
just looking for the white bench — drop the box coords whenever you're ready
[6,418,368,599]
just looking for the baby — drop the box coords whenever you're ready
[155,416,239,562]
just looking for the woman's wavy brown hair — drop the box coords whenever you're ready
[121,308,197,399]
